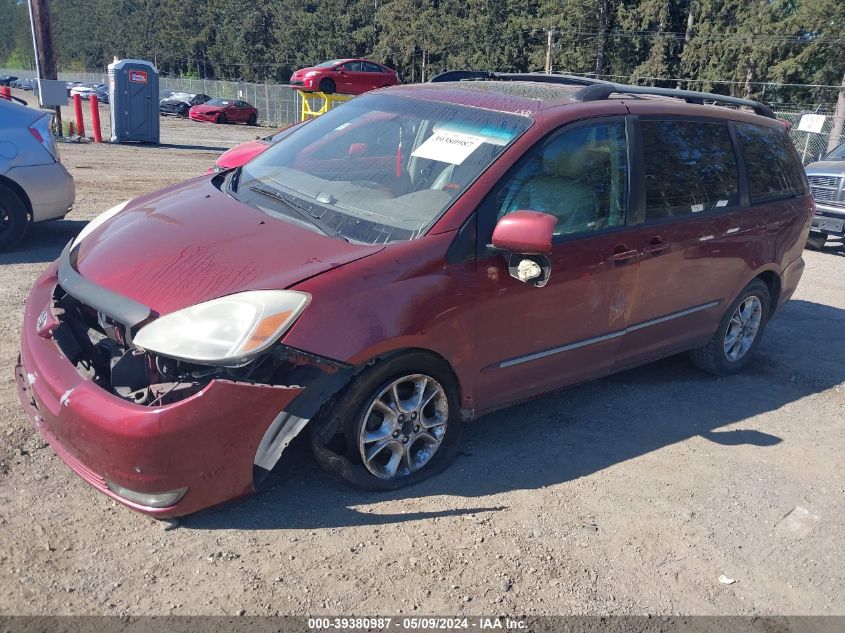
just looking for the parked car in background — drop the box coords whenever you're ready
[160,92,211,117]
[189,98,258,125]
[15,74,811,517]
[0,98,75,250]
[804,140,845,249]
[0,75,18,86]
[289,58,400,95]
[70,83,109,102]
[208,122,305,173]
[12,78,34,91]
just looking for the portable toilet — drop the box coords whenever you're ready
[108,59,160,143]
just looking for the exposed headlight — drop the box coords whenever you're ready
[71,200,130,249]
[134,290,310,365]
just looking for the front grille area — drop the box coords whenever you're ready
[51,284,209,406]
[807,175,843,205]
[808,175,841,188]
[811,186,838,202]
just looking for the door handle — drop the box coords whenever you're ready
[642,238,670,254]
[609,248,640,263]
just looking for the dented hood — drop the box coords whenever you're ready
[72,177,384,315]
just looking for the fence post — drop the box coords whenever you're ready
[89,94,102,143]
[72,93,85,138]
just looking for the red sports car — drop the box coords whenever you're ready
[289,58,400,95]
[189,98,258,125]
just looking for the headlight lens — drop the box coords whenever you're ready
[71,200,130,249]
[134,290,310,364]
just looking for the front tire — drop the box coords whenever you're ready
[319,78,336,94]
[247,113,257,126]
[690,279,770,376]
[216,113,227,124]
[0,184,29,251]
[310,352,462,491]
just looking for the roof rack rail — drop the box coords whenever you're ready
[428,70,775,119]
[576,82,776,119]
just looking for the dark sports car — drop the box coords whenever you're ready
[159,93,211,117]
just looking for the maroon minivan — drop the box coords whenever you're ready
[16,73,813,517]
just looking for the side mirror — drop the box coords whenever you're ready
[492,210,556,254]
[491,211,556,287]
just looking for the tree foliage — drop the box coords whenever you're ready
[1,0,842,106]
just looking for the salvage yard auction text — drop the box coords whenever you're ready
[308,617,527,630]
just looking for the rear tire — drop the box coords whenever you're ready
[0,184,29,251]
[319,78,336,95]
[310,351,463,491]
[247,113,257,126]
[690,279,770,376]
[216,113,227,124]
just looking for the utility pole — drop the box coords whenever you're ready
[545,28,555,74]
[828,70,845,152]
[27,0,62,135]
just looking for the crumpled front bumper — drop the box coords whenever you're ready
[16,267,305,517]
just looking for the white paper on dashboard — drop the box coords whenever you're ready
[411,130,485,165]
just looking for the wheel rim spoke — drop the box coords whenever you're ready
[358,373,449,480]
[724,295,762,362]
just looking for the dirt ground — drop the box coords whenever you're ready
[1,88,843,617]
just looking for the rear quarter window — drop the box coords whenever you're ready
[736,122,806,203]
[641,120,740,220]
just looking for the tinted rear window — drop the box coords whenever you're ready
[736,122,806,203]
[641,120,740,220]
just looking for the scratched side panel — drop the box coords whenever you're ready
[283,232,481,411]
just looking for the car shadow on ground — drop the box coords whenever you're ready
[0,220,86,265]
[186,298,845,531]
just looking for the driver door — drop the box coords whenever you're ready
[473,117,640,411]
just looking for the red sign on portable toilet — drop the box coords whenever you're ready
[128,69,148,84]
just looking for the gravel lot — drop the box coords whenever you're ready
[1,89,843,617]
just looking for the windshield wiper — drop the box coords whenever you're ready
[249,184,348,242]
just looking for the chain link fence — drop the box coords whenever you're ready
[2,67,301,125]
[776,110,842,165]
[3,67,842,158]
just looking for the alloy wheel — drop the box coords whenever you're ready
[357,374,448,479]
[723,295,763,362]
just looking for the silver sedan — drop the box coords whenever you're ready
[0,98,75,250]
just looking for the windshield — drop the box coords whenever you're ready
[824,141,845,160]
[232,93,531,244]
[315,59,344,69]
[207,99,231,106]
